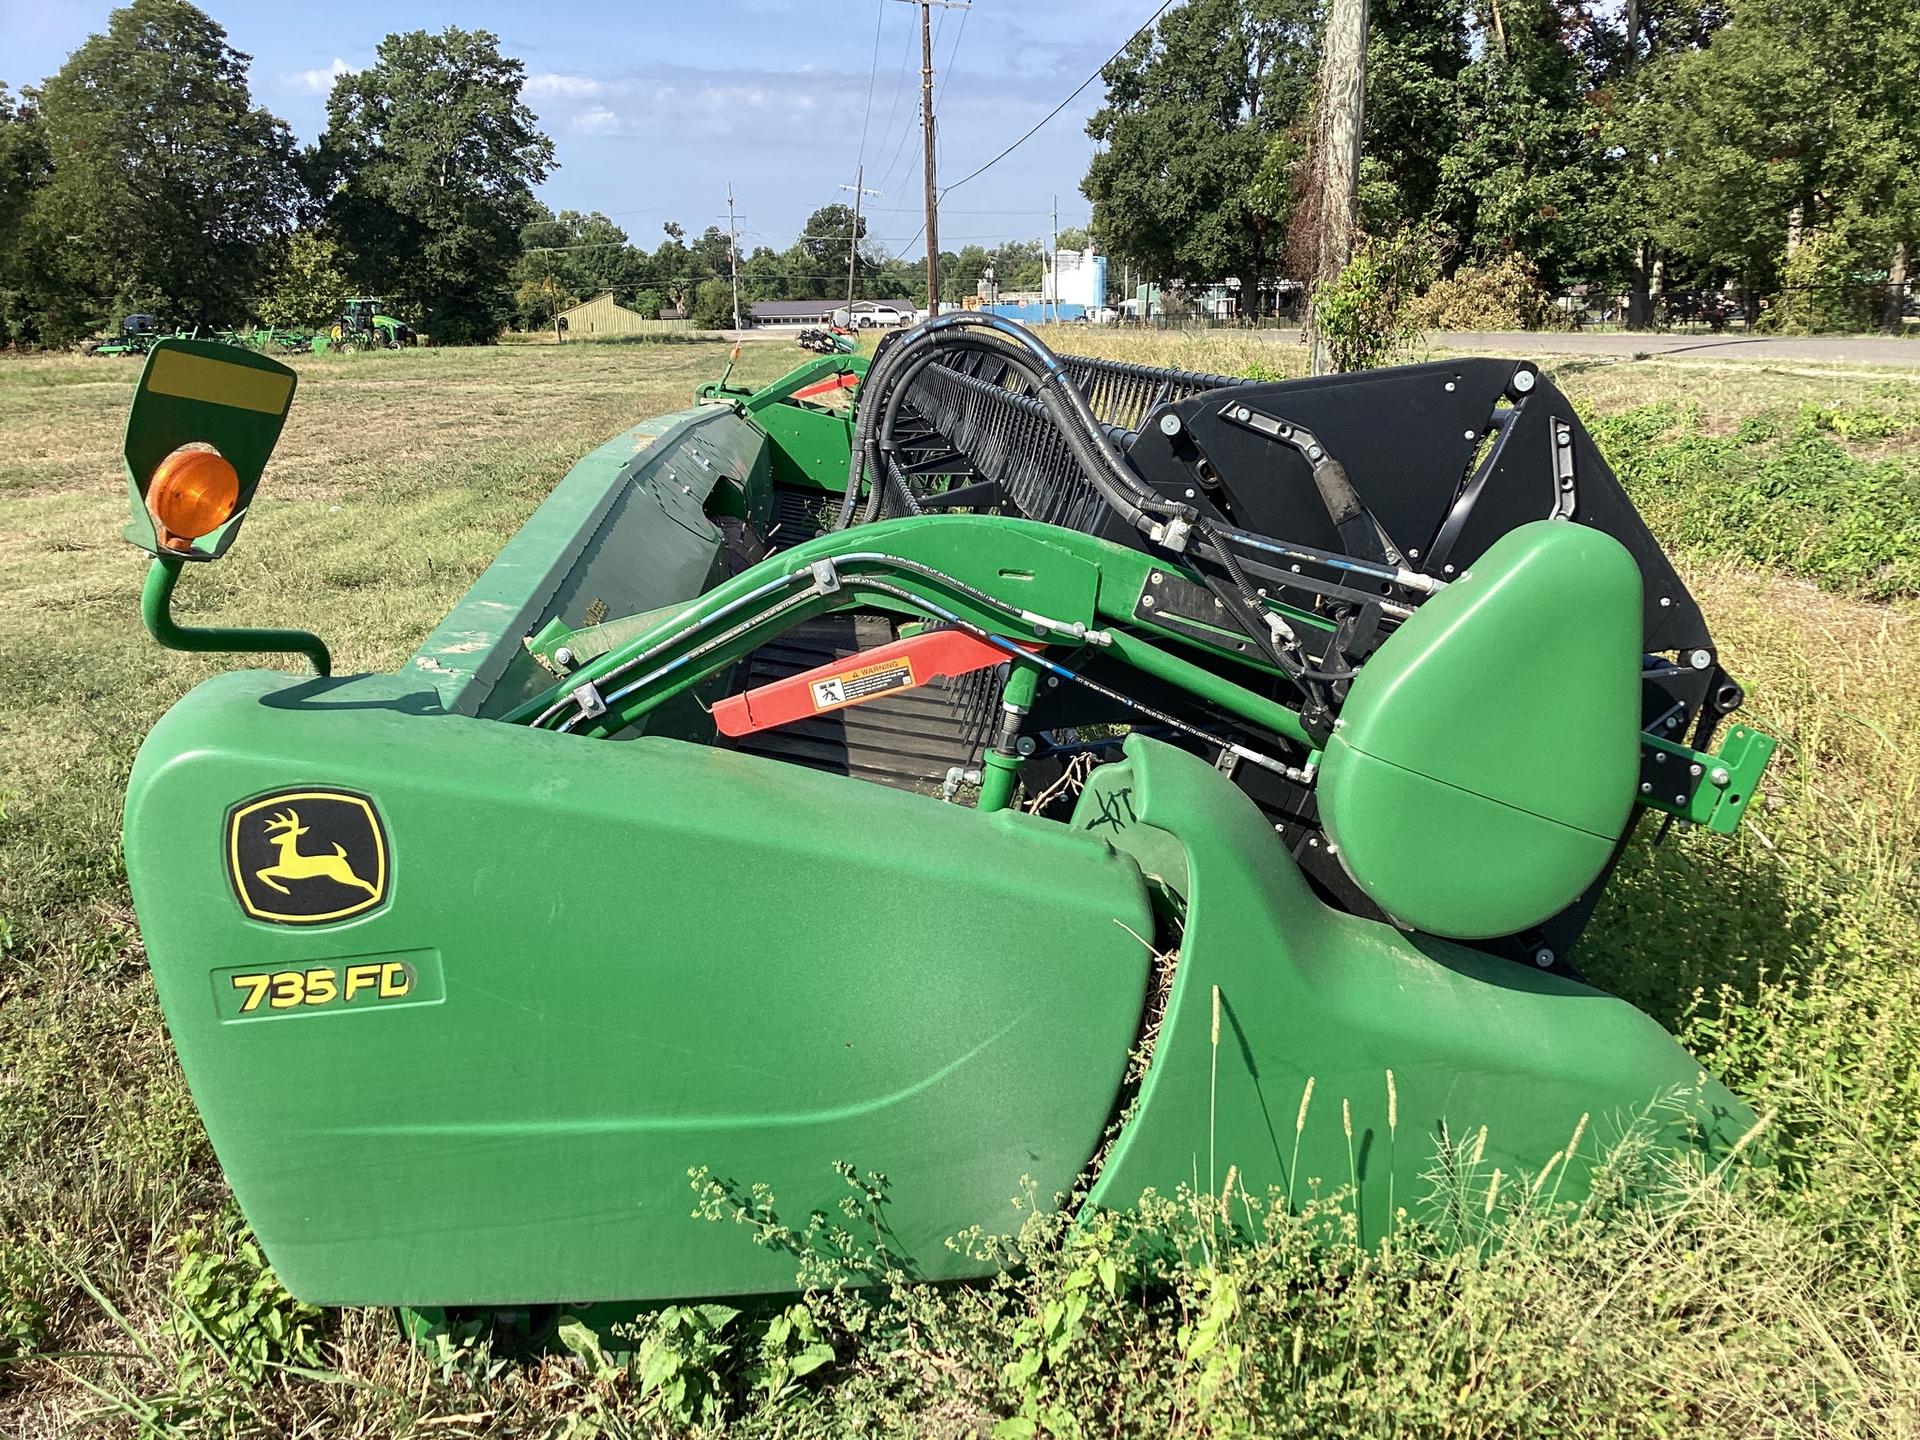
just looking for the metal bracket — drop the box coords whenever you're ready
[1636,724,1776,834]
[571,682,607,720]
[1550,418,1577,519]
[1135,569,1262,658]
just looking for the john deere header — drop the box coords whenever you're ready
[120,319,1771,1340]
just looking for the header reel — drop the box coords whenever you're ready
[527,315,1771,976]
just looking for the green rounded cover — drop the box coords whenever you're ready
[1317,521,1642,939]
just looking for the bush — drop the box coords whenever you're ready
[1761,231,1879,334]
[1411,253,1570,331]
[1309,229,1440,372]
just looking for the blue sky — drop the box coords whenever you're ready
[1,0,1143,259]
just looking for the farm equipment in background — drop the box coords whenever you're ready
[797,325,857,354]
[212,327,316,356]
[119,322,1772,1341]
[87,313,162,356]
[321,297,415,351]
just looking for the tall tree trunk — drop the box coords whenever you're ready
[1884,240,1909,335]
[1628,242,1653,329]
[1648,252,1666,327]
[1303,0,1370,372]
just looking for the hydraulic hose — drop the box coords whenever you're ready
[860,325,1172,531]
[836,314,1352,710]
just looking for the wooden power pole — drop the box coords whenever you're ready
[839,166,882,317]
[895,0,969,317]
[1303,0,1369,372]
[725,183,742,333]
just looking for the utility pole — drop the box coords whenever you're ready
[1302,0,1369,372]
[726,183,742,333]
[1050,195,1059,323]
[839,166,882,317]
[894,0,969,317]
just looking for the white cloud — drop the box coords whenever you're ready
[525,73,604,98]
[572,105,620,134]
[290,58,352,95]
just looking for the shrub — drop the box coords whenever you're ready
[690,277,739,330]
[1411,253,1570,332]
[1309,228,1440,372]
[1762,231,1878,334]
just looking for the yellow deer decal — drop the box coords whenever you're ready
[256,809,378,897]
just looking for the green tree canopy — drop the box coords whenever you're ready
[26,0,299,333]
[1618,0,1918,313]
[317,27,554,344]
[509,206,647,326]
[1084,0,1317,304]
[0,86,53,343]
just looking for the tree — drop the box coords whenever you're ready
[258,231,349,328]
[25,0,299,334]
[0,86,52,344]
[651,221,703,311]
[317,28,554,344]
[1360,0,1471,230]
[1619,0,1918,328]
[689,277,736,329]
[1429,0,1626,293]
[1084,0,1318,307]
[511,206,645,326]
[797,204,865,295]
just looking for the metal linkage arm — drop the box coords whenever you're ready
[506,514,1320,760]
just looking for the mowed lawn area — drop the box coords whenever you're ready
[3,333,1918,1435]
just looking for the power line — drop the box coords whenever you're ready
[933,0,970,112]
[942,0,1176,198]
[854,0,887,169]
[867,8,922,197]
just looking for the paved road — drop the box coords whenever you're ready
[1250,327,1920,367]
[731,322,1920,367]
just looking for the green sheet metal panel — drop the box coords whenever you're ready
[1082,735,1752,1238]
[1316,520,1643,937]
[411,403,772,719]
[125,671,1154,1305]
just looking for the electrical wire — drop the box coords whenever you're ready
[942,0,1176,197]
[854,0,887,169]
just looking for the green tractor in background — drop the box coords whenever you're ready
[320,296,416,351]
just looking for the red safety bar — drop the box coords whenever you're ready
[790,372,861,404]
[713,628,1031,737]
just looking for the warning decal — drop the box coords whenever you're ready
[811,657,916,711]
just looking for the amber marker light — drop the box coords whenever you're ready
[148,445,240,550]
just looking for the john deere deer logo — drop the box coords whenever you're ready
[227,789,388,924]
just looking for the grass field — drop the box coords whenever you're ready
[2,332,1918,1436]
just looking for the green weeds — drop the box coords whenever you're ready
[1587,395,1920,598]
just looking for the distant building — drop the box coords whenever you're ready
[1043,248,1109,311]
[556,292,648,338]
[555,292,693,338]
[750,298,916,329]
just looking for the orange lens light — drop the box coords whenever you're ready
[148,446,240,546]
